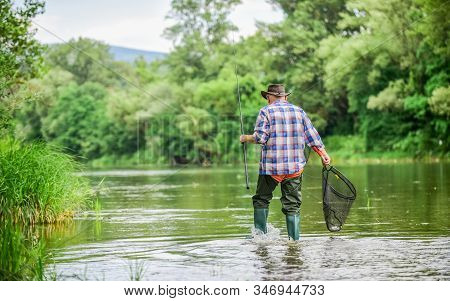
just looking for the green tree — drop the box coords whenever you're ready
[263,0,349,133]
[319,0,449,154]
[41,82,110,159]
[46,38,125,86]
[14,68,75,141]
[163,0,241,83]
[0,0,45,133]
[417,0,450,57]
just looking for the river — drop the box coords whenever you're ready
[42,163,449,280]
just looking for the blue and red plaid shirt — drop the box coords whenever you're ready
[252,99,325,175]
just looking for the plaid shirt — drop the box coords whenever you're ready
[252,100,325,175]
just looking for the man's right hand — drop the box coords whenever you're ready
[320,149,331,166]
[312,146,331,166]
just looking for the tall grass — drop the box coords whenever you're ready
[0,220,46,280]
[0,137,93,224]
[128,260,147,281]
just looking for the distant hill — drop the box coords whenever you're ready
[109,45,167,63]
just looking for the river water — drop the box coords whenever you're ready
[43,163,449,280]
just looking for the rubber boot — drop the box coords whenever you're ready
[286,214,300,240]
[254,208,269,234]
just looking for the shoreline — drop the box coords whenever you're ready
[85,154,449,169]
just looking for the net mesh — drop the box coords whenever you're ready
[322,165,356,232]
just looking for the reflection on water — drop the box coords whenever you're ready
[43,163,449,280]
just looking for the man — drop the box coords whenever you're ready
[240,84,331,241]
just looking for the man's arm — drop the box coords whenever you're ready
[312,146,331,166]
[301,110,331,166]
[240,109,270,144]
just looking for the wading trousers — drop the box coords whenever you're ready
[252,174,302,215]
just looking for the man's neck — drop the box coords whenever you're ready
[268,98,287,105]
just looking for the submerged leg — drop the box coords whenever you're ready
[285,214,300,240]
[254,208,269,233]
[280,175,302,240]
[252,175,278,234]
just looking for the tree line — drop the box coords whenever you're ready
[2,0,449,165]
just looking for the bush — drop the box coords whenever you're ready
[0,137,92,224]
[323,135,366,158]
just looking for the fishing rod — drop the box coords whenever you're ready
[232,35,250,190]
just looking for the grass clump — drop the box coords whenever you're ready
[128,260,147,281]
[0,137,93,224]
[0,220,47,280]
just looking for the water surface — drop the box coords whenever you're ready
[43,163,449,280]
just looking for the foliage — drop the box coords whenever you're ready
[428,86,450,117]
[9,0,450,164]
[46,37,126,86]
[0,137,92,224]
[0,220,47,280]
[14,67,75,141]
[163,0,241,83]
[317,0,449,154]
[164,0,241,45]
[367,80,408,111]
[40,82,109,159]
[0,0,45,134]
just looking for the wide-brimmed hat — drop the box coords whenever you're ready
[261,84,291,99]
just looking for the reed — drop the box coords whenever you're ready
[0,137,93,224]
[0,221,46,280]
[128,260,147,281]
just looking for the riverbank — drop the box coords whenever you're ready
[0,138,94,280]
[86,149,448,169]
[85,134,447,168]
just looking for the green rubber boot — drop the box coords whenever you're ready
[254,208,269,234]
[286,214,300,240]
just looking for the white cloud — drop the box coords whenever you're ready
[230,0,283,38]
[81,16,174,52]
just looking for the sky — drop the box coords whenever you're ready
[31,0,284,53]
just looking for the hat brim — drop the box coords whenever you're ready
[261,91,291,99]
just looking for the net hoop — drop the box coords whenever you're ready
[322,165,356,232]
[322,165,356,201]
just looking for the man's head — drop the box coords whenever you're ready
[261,84,291,104]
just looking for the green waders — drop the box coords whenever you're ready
[251,174,302,240]
[254,208,269,233]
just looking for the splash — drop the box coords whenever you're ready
[249,223,285,243]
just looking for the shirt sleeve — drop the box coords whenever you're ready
[301,110,325,149]
[253,108,270,144]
